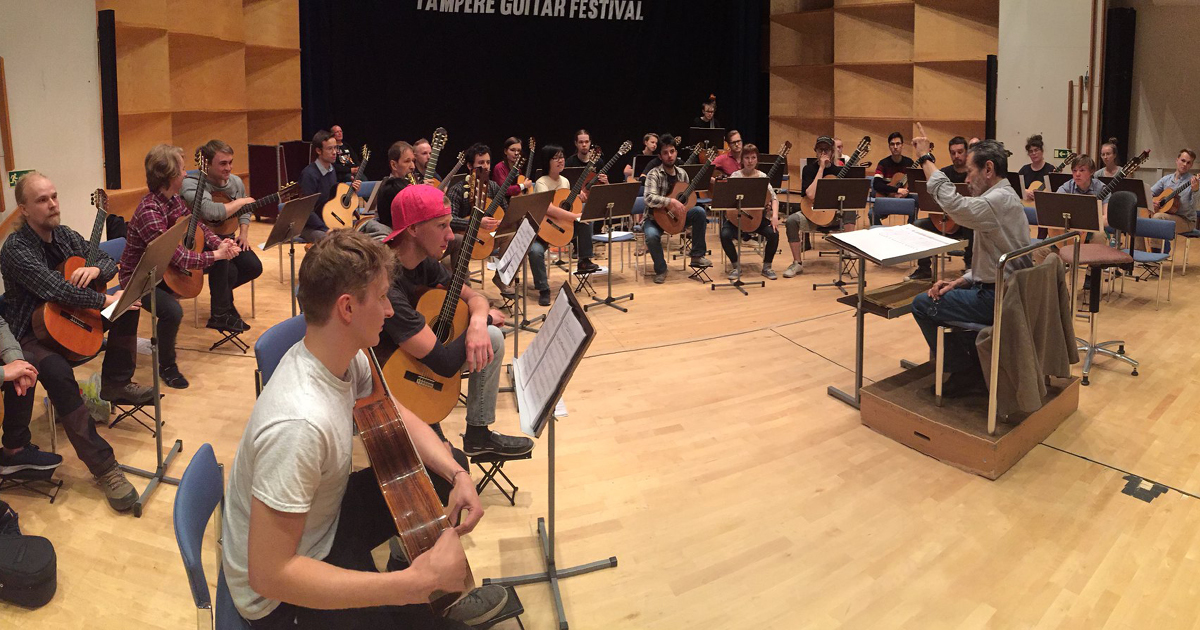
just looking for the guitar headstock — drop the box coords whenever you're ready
[587,147,601,167]
[779,140,793,159]
[616,141,632,157]
[1129,149,1150,171]
[465,168,489,211]
[91,189,109,214]
[195,149,210,176]
[704,147,717,163]
[528,137,536,154]
[855,136,871,156]
[691,142,705,157]
[454,151,466,165]
[278,181,301,202]
[360,145,371,163]
[431,128,448,149]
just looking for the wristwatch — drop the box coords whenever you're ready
[916,152,936,166]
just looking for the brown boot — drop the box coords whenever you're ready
[95,463,138,512]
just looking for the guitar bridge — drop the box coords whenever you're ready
[550,220,565,234]
[331,213,347,226]
[404,371,444,391]
[64,312,95,333]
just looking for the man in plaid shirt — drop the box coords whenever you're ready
[107,144,240,391]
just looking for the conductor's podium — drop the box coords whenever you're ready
[860,362,1080,480]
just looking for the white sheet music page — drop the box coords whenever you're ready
[515,288,587,436]
[829,223,961,266]
[497,219,537,285]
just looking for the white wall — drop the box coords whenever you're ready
[996,0,1096,161]
[0,1,106,231]
[1112,0,1200,173]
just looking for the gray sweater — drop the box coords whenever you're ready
[181,173,249,226]
[0,316,24,364]
[926,170,1032,284]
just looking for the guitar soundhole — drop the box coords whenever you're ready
[404,371,444,392]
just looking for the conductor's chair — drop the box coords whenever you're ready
[172,443,251,630]
[868,196,917,226]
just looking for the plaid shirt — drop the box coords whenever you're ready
[643,163,689,209]
[120,192,221,287]
[0,223,117,340]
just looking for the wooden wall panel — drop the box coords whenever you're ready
[115,27,169,115]
[914,1,999,62]
[913,62,987,121]
[833,8,914,64]
[248,110,302,146]
[243,0,300,49]
[771,67,834,118]
[168,34,247,112]
[834,66,914,119]
[245,48,300,111]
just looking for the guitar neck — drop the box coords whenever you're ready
[677,159,715,200]
[585,152,625,190]
[835,151,862,179]
[184,177,209,247]
[438,186,493,337]
[562,165,593,207]
[84,206,107,266]
[353,153,370,184]
[426,145,443,180]
[438,161,465,192]
[240,192,281,216]
[484,166,523,217]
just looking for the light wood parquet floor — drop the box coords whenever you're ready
[2,218,1199,629]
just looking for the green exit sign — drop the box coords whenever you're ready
[6,169,34,187]
[1054,149,1071,159]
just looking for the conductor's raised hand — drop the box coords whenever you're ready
[912,122,931,156]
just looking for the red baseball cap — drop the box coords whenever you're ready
[384,184,451,243]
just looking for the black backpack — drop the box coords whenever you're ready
[0,500,57,608]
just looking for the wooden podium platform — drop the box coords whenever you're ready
[860,363,1080,479]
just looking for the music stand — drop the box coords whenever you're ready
[1007,173,1024,191]
[708,177,771,295]
[103,217,190,518]
[1098,177,1150,207]
[810,178,872,294]
[757,155,787,189]
[680,164,713,192]
[502,191,552,334]
[829,166,867,179]
[906,167,926,184]
[561,167,587,186]
[494,213,542,408]
[1048,172,1072,191]
[261,193,320,317]
[916,181,970,279]
[1033,191,1104,233]
[631,155,657,179]
[579,182,639,312]
[687,126,725,152]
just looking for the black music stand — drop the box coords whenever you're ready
[1098,177,1150,208]
[680,164,714,193]
[485,284,613,630]
[103,218,190,518]
[261,193,319,317]
[579,182,639,312]
[561,167,587,185]
[810,178,871,294]
[1007,173,1025,191]
[1048,172,1073,191]
[906,167,926,184]
[1033,191,1104,233]
[687,126,725,152]
[630,155,657,180]
[708,177,771,295]
[502,191,552,334]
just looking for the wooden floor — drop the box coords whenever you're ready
[3,219,1199,629]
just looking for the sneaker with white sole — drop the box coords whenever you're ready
[445,584,509,626]
[761,266,777,280]
[0,444,62,476]
[782,262,803,278]
[727,268,741,281]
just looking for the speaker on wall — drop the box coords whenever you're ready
[985,54,997,141]
[1100,7,1135,154]
[97,9,120,190]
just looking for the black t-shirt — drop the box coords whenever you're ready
[691,116,721,129]
[940,165,968,184]
[374,176,411,229]
[1018,163,1054,190]
[564,154,590,169]
[334,144,356,183]
[375,258,452,364]
[800,162,822,198]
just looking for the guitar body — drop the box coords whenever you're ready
[1154,187,1179,214]
[425,177,441,189]
[471,206,504,260]
[321,183,361,230]
[649,182,695,235]
[1022,181,1044,208]
[381,288,469,425]
[725,200,765,233]
[887,172,908,197]
[208,190,238,235]
[161,219,207,299]
[929,214,959,233]
[799,175,844,227]
[537,188,580,248]
[31,255,104,361]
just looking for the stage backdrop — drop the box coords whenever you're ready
[300,0,766,181]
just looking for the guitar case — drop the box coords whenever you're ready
[0,501,57,608]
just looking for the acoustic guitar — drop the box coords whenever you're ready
[469,155,527,260]
[537,149,599,248]
[1023,152,1078,208]
[382,170,488,425]
[208,181,301,235]
[650,148,716,235]
[682,142,706,166]
[514,137,535,194]
[322,145,370,230]
[162,151,211,299]
[725,140,792,232]
[30,189,110,361]
[354,349,473,614]
[431,151,466,192]
[801,135,871,227]
[1096,149,1150,202]
[424,127,448,182]
[1153,173,1197,214]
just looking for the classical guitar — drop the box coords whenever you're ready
[208,181,301,235]
[322,145,370,230]
[424,127,448,182]
[162,151,210,299]
[515,137,535,194]
[1153,173,1197,214]
[470,155,526,260]
[354,349,473,614]
[1096,149,1150,202]
[726,140,792,232]
[382,170,488,424]
[651,147,716,235]
[585,141,631,192]
[683,142,706,166]
[31,189,109,361]
[538,149,599,248]
[801,135,870,227]
[432,151,467,192]
[1023,152,1078,208]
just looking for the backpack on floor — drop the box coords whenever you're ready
[0,500,57,608]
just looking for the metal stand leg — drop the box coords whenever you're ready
[484,417,616,630]
[712,198,765,295]
[827,256,866,408]
[288,239,298,317]
[813,200,852,294]
[586,204,633,312]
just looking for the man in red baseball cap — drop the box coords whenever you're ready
[376,185,534,457]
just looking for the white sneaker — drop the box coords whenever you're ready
[782,262,803,278]
[727,268,741,280]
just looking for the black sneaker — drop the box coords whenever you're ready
[206,312,249,332]
[0,444,63,477]
[100,381,155,405]
[230,307,251,331]
[462,430,534,457]
[577,259,601,274]
[445,584,509,626]
[159,364,190,389]
[906,267,933,281]
[931,370,987,398]
[538,289,551,307]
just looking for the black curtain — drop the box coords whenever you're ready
[300,0,765,180]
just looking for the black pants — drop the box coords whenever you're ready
[209,248,262,316]
[914,217,974,272]
[105,283,183,381]
[249,451,470,630]
[2,335,116,476]
[719,219,778,266]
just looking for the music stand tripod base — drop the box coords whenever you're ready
[578,187,639,313]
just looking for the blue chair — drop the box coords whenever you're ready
[357,180,377,200]
[99,237,126,263]
[869,196,916,226]
[253,315,306,395]
[1131,216,1175,307]
[1179,228,1200,275]
[173,443,250,630]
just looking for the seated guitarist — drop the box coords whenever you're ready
[531,144,599,305]
[180,139,263,332]
[0,172,146,512]
[643,134,712,284]
[493,137,535,198]
[412,137,433,184]
[378,185,534,459]
[222,229,507,628]
[872,131,914,199]
[373,141,417,231]
[782,136,836,279]
[907,136,975,281]
[444,144,505,292]
[712,130,743,177]
[108,144,241,391]
[719,143,779,281]
[1019,134,1054,203]
[1149,149,1198,234]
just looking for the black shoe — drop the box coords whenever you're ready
[538,289,551,307]
[206,312,249,333]
[0,444,63,477]
[445,584,509,626]
[906,267,933,281]
[934,370,987,399]
[159,364,190,389]
[230,307,251,331]
[100,381,155,405]
[577,259,601,274]
[462,430,534,457]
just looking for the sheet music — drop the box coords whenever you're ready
[497,219,537,285]
[101,301,118,321]
[516,289,587,436]
[828,224,962,266]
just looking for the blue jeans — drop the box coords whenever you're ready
[643,207,708,274]
[465,325,504,427]
[526,225,595,291]
[911,283,995,373]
